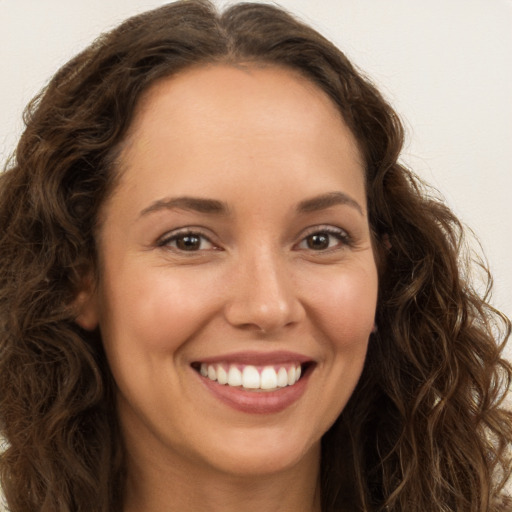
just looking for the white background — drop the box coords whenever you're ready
[1,0,511,353]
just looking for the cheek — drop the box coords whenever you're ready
[306,263,378,344]
[99,265,221,353]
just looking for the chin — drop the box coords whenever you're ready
[198,428,321,478]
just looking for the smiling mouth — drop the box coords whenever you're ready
[191,362,311,391]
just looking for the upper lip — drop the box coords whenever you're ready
[192,350,313,366]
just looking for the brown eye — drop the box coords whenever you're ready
[176,234,202,251]
[306,233,330,250]
[297,227,350,252]
[159,231,215,252]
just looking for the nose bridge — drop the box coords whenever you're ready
[224,243,301,332]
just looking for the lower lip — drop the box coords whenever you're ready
[196,369,311,414]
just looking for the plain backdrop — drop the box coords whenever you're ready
[1,0,511,360]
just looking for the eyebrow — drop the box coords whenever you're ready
[297,192,364,216]
[139,196,230,217]
[139,191,364,219]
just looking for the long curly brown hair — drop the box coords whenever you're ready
[0,1,510,511]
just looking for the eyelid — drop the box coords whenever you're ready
[156,226,218,250]
[295,225,352,250]
[155,224,352,252]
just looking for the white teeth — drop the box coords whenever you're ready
[200,363,304,390]
[227,366,243,387]
[287,366,296,386]
[260,366,278,390]
[207,365,216,381]
[277,367,288,388]
[217,365,228,385]
[242,365,260,389]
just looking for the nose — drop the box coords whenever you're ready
[223,249,304,334]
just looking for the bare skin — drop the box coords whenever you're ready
[77,64,377,511]
[123,430,321,512]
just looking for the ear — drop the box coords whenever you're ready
[73,276,99,331]
[382,233,392,250]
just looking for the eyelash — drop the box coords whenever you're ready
[157,226,352,253]
[296,226,352,252]
[157,229,217,252]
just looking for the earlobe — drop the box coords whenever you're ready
[73,283,99,331]
[382,233,392,251]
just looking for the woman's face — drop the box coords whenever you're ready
[79,64,378,478]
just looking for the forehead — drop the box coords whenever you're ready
[124,63,363,166]
[108,63,366,219]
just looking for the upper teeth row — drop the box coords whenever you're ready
[200,363,302,390]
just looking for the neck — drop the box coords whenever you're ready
[123,441,322,512]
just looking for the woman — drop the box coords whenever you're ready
[0,1,510,511]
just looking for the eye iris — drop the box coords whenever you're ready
[307,233,330,250]
[176,234,201,251]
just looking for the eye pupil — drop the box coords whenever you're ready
[177,235,201,251]
[307,233,330,250]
